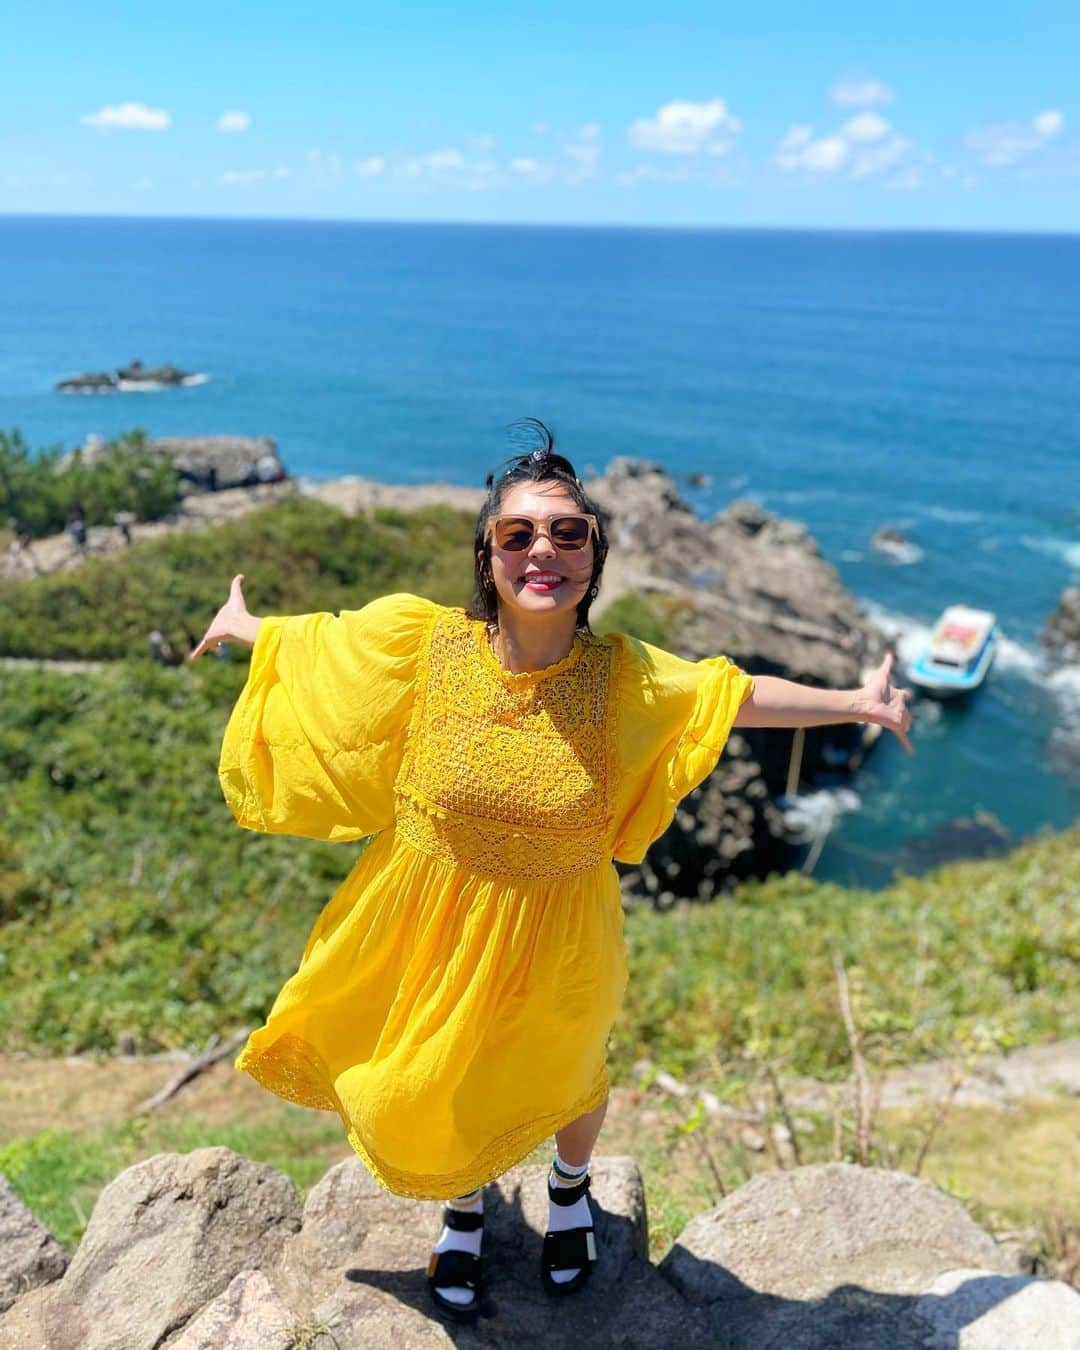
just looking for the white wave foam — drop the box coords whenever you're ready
[180,372,211,386]
[926,505,982,524]
[840,549,864,563]
[858,600,933,666]
[776,787,861,842]
[870,537,925,565]
[1046,665,1080,737]
[992,633,1042,678]
[1019,534,1080,572]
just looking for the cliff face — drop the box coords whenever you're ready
[586,459,887,903]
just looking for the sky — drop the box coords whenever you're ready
[3,2,1079,231]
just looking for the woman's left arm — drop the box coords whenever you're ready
[733,651,914,752]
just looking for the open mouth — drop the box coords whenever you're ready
[520,572,565,591]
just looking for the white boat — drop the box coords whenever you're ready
[907,605,998,697]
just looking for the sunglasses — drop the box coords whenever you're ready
[484,513,598,552]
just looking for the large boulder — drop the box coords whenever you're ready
[0,1176,68,1313]
[4,1150,1076,1349]
[2,1146,302,1350]
[659,1162,1047,1348]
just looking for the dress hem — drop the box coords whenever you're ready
[234,1030,610,1201]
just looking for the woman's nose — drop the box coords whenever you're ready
[527,530,557,559]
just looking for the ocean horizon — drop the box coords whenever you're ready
[2,213,1077,887]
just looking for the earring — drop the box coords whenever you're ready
[589,584,598,598]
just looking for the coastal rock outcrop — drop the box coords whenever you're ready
[585,459,888,899]
[1043,586,1080,665]
[2,1149,1075,1349]
[56,434,287,495]
[56,359,199,393]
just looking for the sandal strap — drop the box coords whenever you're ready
[427,1247,480,1290]
[542,1225,597,1272]
[548,1172,591,1206]
[442,1206,484,1232]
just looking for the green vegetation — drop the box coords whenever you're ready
[0,495,476,659]
[1,613,1076,1070]
[0,428,180,540]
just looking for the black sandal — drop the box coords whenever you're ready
[540,1171,598,1296]
[427,1204,484,1320]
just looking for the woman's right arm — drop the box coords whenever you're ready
[189,573,263,660]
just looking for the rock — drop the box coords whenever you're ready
[270,1153,703,1348]
[584,459,888,899]
[54,434,287,496]
[913,1267,1080,1348]
[1043,586,1080,665]
[56,360,197,393]
[18,1146,302,1350]
[167,1269,295,1349]
[6,1151,1063,1350]
[660,1162,1014,1347]
[870,525,925,565]
[0,1176,68,1313]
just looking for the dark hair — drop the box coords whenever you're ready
[467,418,610,631]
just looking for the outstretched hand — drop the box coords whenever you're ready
[189,573,251,661]
[856,651,915,752]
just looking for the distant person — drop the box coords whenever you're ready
[67,503,88,554]
[7,515,37,574]
[113,510,136,545]
[190,418,914,1320]
[207,465,218,493]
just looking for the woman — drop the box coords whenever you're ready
[191,421,913,1321]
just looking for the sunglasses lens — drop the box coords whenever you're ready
[550,516,591,549]
[494,517,534,551]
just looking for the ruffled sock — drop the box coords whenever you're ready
[547,1149,591,1284]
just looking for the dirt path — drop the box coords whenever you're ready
[3,1039,1077,1144]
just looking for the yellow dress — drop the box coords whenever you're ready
[219,592,754,1200]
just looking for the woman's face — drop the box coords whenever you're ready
[482,479,595,623]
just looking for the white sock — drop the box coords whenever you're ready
[547,1149,591,1284]
[432,1187,483,1306]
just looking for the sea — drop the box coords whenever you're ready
[1,215,1077,889]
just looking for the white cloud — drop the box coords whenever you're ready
[839,112,890,143]
[354,156,385,177]
[966,108,1065,167]
[509,157,542,174]
[776,110,919,183]
[217,111,252,133]
[627,98,741,155]
[830,76,893,108]
[81,102,171,131]
[1033,109,1064,138]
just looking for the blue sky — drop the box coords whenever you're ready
[4,2,1078,230]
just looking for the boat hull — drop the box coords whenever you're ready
[907,628,998,697]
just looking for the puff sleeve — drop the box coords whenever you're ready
[607,631,755,865]
[218,592,440,842]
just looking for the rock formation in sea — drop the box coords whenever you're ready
[2,1149,1076,1348]
[56,360,198,393]
[584,459,889,903]
[1043,586,1080,665]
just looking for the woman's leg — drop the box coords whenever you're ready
[545,1095,608,1287]
[554,1094,608,1166]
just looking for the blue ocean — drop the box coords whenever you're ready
[1,215,1077,887]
